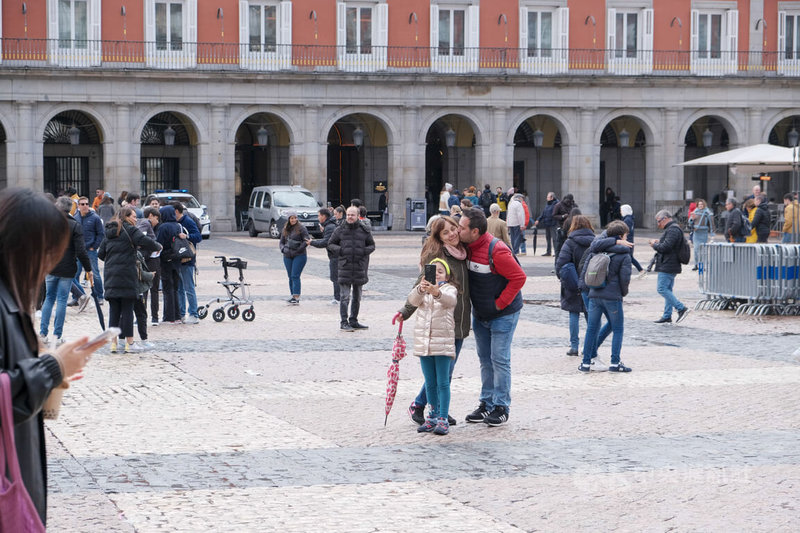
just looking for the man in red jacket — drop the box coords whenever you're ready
[458,208,527,426]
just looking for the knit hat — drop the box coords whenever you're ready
[620,204,633,217]
[284,210,298,218]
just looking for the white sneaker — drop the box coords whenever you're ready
[139,341,155,350]
[55,337,66,347]
[331,299,340,305]
[39,334,50,347]
[590,357,609,372]
[183,315,199,324]
[77,294,91,313]
[124,342,144,353]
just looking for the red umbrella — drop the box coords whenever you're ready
[384,320,407,425]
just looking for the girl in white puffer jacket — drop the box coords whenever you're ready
[407,259,458,435]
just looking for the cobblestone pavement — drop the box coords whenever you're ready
[46,231,800,532]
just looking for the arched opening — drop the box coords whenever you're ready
[326,113,389,210]
[425,115,476,217]
[767,116,800,202]
[513,116,563,215]
[0,123,6,190]
[140,112,197,195]
[683,116,731,213]
[234,113,291,226]
[599,116,646,227]
[42,111,103,197]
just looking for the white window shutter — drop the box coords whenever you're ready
[557,7,569,71]
[336,2,346,68]
[90,0,102,65]
[280,1,292,67]
[690,9,699,73]
[0,1,3,65]
[778,11,786,66]
[145,0,155,67]
[519,7,528,61]
[430,4,439,71]
[467,5,479,71]
[187,0,197,65]
[48,0,59,64]
[641,8,653,73]
[607,8,616,72]
[239,0,249,68]
[375,2,388,70]
[726,9,738,73]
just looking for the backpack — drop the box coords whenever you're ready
[171,229,196,264]
[480,190,493,208]
[488,237,521,273]
[739,210,752,237]
[559,262,579,292]
[677,233,692,265]
[584,252,616,289]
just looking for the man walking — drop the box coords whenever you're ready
[73,196,105,302]
[533,192,558,256]
[308,208,341,304]
[649,210,690,324]
[328,206,375,331]
[723,197,745,243]
[459,208,527,426]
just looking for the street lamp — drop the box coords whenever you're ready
[256,125,268,149]
[68,124,80,145]
[163,125,176,146]
[533,129,544,148]
[353,126,364,148]
[618,128,630,148]
[788,127,799,147]
[445,128,456,148]
[702,127,713,148]
[533,129,544,204]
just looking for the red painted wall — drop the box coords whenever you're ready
[480,0,517,49]
[388,0,430,48]
[2,0,46,40]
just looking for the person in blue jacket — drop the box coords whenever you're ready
[156,205,182,324]
[172,202,202,324]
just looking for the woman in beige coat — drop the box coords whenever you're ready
[408,259,458,435]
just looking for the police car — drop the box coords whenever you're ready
[151,190,211,239]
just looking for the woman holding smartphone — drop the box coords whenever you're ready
[0,188,105,526]
[393,215,471,427]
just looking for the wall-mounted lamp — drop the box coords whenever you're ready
[702,127,713,148]
[217,8,223,19]
[353,127,364,148]
[217,8,225,38]
[618,128,630,148]
[22,2,27,14]
[68,124,81,145]
[256,126,268,149]
[498,14,508,43]
[584,15,597,46]
[788,128,799,148]
[409,12,418,42]
[670,17,683,47]
[121,6,127,38]
[121,6,126,16]
[163,125,176,146]
[309,10,318,40]
[445,128,456,148]
[533,129,544,149]
[755,18,767,47]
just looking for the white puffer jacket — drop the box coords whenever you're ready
[506,198,526,228]
[407,283,458,358]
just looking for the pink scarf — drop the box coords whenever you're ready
[445,243,466,261]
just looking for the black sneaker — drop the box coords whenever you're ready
[675,308,690,324]
[340,322,354,332]
[609,362,632,372]
[465,402,490,423]
[408,402,425,425]
[654,316,672,324]
[566,348,579,356]
[447,415,457,426]
[350,322,369,329]
[484,406,509,426]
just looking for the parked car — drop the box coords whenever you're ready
[151,190,211,238]
[246,185,322,238]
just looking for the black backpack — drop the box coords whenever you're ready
[677,233,692,265]
[480,190,494,208]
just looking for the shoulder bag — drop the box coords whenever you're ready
[0,373,46,533]
[123,227,156,295]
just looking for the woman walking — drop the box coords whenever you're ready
[279,211,310,304]
[98,206,161,353]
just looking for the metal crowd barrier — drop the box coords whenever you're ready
[696,243,800,316]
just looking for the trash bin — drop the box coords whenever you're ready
[405,198,427,231]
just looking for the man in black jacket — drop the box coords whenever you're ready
[724,197,745,243]
[327,206,375,331]
[40,196,93,346]
[308,209,340,304]
[649,210,689,324]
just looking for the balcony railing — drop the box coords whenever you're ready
[2,39,800,77]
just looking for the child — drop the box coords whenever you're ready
[407,258,458,435]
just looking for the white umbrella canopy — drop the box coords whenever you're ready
[678,144,799,174]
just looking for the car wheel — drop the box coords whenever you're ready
[268,220,280,239]
[248,219,259,238]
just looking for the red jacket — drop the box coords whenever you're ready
[467,233,526,320]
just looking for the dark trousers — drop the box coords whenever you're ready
[108,297,135,339]
[161,263,180,322]
[146,256,161,322]
[339,283,362,324]
[544,225,558,254]
[133,296,148,341]
[329,258,340,300]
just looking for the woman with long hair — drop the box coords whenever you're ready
[394,215,471,427]
[0,188,101,526]
[98,206,161,353]
[687,198,714,270]
[279,211,310,305]
[555,215,595,356]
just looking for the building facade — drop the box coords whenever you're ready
[1,0,799,229]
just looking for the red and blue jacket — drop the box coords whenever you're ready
[466,233,526,321]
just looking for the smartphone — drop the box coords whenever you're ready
[424,264,437,284]
[78,328,121,351]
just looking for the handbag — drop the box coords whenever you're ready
[123,228,156,295]
[0,373,46,533]
[171,229,196,264]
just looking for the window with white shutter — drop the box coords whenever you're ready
[519,5,568,74]
[240,1,292,71]
[689,8,737,75]
[606,7,653,74]
[336,1,387,72]
[430,4,478,73]
[47,0,101,66]
[778,11,800,75]
[145,0,197,69]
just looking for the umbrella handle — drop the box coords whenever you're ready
[397,320,403,335]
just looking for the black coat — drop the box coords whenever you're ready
[724,207,744,241]
[98,222,161,299]
[0,280,63,524]
[327,222,375,285]
[652,221,684,274]
[310,218,338,259]
[279,223,310,258]
[555,228,595,313]
[752,205,771,241]
[552,199,576,227]
[50,214,92,278]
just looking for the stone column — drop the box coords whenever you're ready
[203,104,234,231]
[490,106,512,186]
[11,101,37,189]
[729,106,767,196]
[393,105,423,230]
[298,104,324,200]
[572,107,598,223]
[111,103,134,195]
[652,107,683,225]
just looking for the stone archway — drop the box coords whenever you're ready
[42,110,104,197]
[766,115,800,201]
[425,114,477,217]
[683,116,731,211]
[513,115,563,217]
[140,111,198,195]
[599,116,647,227]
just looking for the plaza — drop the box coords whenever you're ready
[45,231,800,532]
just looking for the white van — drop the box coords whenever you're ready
[246,185,322,238]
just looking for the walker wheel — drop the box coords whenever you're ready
[227,306,240,320]
[242,307,255,322]
[212,308,225,322]
[197,306,208,319]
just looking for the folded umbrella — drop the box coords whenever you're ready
[384,321,407,425]
[532,227,538,255]
[89,279,105,330]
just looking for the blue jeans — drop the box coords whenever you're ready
[582,298,624,365]
[656,272,685,318]
[283,254,307,296]
[177,264,198,318]
[692,230,709,266]
[783,232,799,243]
[509,226,522,254]
[415,338,464,406]
[75,250,103,299]
[569,312,582,351]
[579,292,610,357]
[420,356,452,419]
[40,275,72,338]
[473,311,520,410]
